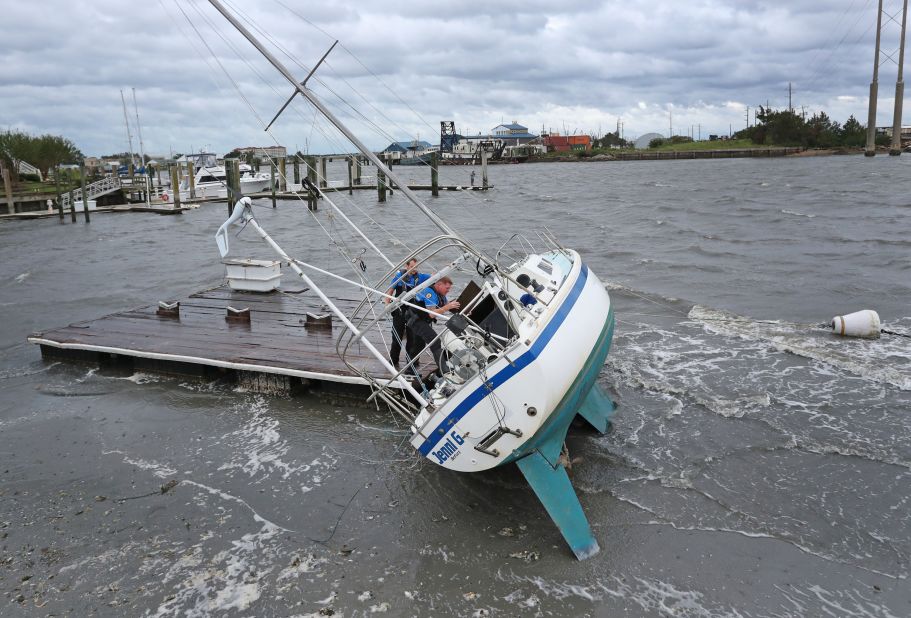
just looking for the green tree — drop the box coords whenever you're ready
[840,115,866,147]
[0,130,33,182]
[31,134,83,178]
[805,112,840,148]
[594,132,631,149]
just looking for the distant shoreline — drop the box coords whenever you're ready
[516,146,867,164]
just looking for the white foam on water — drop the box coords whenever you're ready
[599,576,747,618]
[112,372,162,384]
[774,583,902,618]
[607,326,770,419]
[103,449,177,478]
[497,570,743,617]
[149,480,307,618]
[781,209,816,218]
[182,480,294,533]
[74,367,98,383]
[276,553,327,581]
[688,305,911,391]
[14,272,30,283]
[215,395,334,483]
[0,362,58,381]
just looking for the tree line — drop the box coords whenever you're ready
[734,107,871,148]
[0,130,83,182]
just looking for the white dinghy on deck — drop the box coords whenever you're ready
[207,0,616,559]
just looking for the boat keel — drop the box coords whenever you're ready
[577,383,615,434]
[516,449,599,560]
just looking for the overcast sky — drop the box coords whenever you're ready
[1,0,906,157]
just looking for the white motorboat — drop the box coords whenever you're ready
[180,164,272,200]
[209,0,616,560]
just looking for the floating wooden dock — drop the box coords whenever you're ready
[0,204,192,221]
[28,283,392,395]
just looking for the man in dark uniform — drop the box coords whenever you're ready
[385,258,429,370]
[407,276,460,375]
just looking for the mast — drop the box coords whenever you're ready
[206,0,459,238]
[132,88,147,168]
[120,89,137,168]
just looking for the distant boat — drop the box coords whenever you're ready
[179,164,272,200]
[397,151,434,166]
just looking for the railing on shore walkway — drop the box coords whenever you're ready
[60,176,122,209]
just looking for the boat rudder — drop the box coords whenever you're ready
[516,449,599,560]
[576,383,615,434]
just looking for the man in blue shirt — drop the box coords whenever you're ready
[385,259,429,370]
[407,276,460,375]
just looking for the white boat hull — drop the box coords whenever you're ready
[410,254,612,473]
[181,177,272,200]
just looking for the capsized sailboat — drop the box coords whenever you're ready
[207,0,616,560]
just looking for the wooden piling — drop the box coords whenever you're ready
[68,182,76,223]
[481,150,489,189]
[270,161,277,208]
[319,157,328,189]
[347,156,354,195]
[80,164,90,223]
[306,156,318,211]
[354,156,362,185]
[55,164,63,220]
[377,161,387,203]
[170,165,182,210]
[431,151,439,197]
[225,159,241,212]
[293,156,300,186]
[278,156,287,192]
[1,161,15,215]
[186,161,196,200]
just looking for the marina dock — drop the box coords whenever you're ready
[28,282,391,395]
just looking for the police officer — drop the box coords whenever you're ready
[407,276,460,375]
[385,258,429,370]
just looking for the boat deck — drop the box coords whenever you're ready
[28,283,393,395]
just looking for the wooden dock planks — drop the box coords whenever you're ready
[28,283,394,388]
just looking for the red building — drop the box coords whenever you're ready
[542,133,592,152]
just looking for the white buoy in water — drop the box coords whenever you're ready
[830,309,881,338]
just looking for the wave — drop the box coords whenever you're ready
[687,305,911,391]
[780,209,816,218]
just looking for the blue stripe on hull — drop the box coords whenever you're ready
[418,264,591,457]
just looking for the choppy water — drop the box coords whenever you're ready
[1,156,909,616]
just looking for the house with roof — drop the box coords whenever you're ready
[382,140,433,154]
[490,122,538,146]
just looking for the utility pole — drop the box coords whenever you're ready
[867,0,885,156]
[745,106,750,129]
[891,0,909,155]
[698,124,701,141]
[788,82,793,112]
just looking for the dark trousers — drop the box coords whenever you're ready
[407,316,447,374]
[389,309,409,366]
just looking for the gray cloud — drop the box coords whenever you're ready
[0,0,903,156]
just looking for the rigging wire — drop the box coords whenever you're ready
[196,0,427,262]
[227,0,496,221]
[177,0,398,356]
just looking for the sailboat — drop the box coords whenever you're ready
[208,0,616,560]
